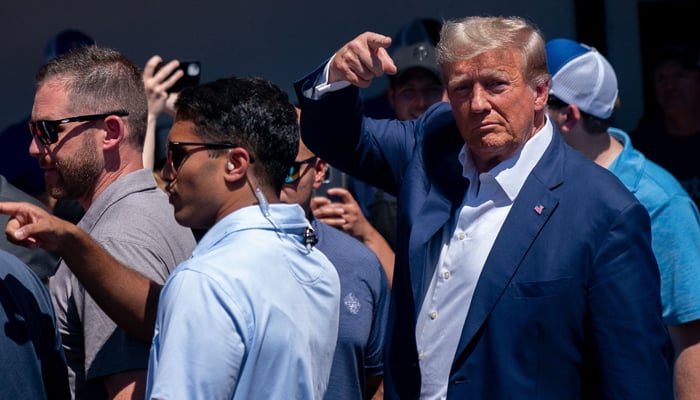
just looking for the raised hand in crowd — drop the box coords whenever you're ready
[142,55,182,169]
[312,187,395,286]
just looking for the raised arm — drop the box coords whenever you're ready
[142,55,182,169]
[0,201,160,342]
[327,32,396,87]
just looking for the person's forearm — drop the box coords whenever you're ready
[361,227,394,288]
[669,322,700,400]
[58,224,160,342]
[674,345,700,400]
[142,114,157,169]
[103,369,147,399]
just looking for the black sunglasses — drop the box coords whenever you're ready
[284,156,317,184]
[167,141,240,176]
[28,110,129,146]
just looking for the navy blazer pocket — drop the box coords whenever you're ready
[507,277,572,298]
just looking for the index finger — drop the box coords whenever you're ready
[0,201,44,246]
[325,187,356,204]
[311,201,344,219]
[365,32,392,51]
[143,55,164,78]
[362,33,397,76]
[0,201,52,227]
[153,59,181,83]
[0,201,32,217]
[311,196,331,210]
[375,47,397,76]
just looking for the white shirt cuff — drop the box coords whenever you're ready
[306,54,352,99]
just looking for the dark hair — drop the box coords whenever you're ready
[548,95,612,133]
[35,46,148,150]
[175,77,299,192]
[388,66,442,88]
[652,41,700,72]
[580,114,612,133]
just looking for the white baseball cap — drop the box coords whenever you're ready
[546,38,619,119]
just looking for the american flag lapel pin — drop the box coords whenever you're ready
[533,203,544,215]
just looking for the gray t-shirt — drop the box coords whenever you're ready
[49,169,196,399]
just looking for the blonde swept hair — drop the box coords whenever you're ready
[436,16,550,88]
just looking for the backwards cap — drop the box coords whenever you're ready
[546,38,618,119]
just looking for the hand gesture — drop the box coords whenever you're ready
[143,55,183,119]
[312,188,395,285]
[312,187,373,240]
[0,201,74,252]
[329,32,397,88]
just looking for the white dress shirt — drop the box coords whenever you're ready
[416,120,554,399]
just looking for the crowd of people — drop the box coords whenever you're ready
[0,13,697,400]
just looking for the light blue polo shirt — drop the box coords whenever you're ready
[146,203,340,399]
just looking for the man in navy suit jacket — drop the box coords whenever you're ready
[296,15,673,399]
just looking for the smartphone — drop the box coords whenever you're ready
[315,166,346,203]
[155,60,201,93]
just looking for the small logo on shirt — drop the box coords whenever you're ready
[344,292,361,314]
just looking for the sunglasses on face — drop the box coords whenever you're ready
[284,156,317,184]
[167,141,240,176]
[28,110,129,146]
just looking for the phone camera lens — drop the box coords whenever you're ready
[186,63,200,76]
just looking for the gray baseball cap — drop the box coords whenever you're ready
[391,42,442,84]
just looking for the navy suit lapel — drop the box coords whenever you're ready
[409,131,468,312]
[408,187,453,312]
[451,132,566,367]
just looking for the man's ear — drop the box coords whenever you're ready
[312,158,328,190]
[223,147,252,183]
[533,81,550,111]
[102,115,126,149]
[563,105,583,131]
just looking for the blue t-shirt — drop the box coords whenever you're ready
[313,219,389,400]
[609,128,700,325]
[0,249,70,399]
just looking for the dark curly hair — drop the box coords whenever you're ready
[175,77,299,192]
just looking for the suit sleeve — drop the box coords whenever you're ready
[587,201,674,399]
[294,67,416,197]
